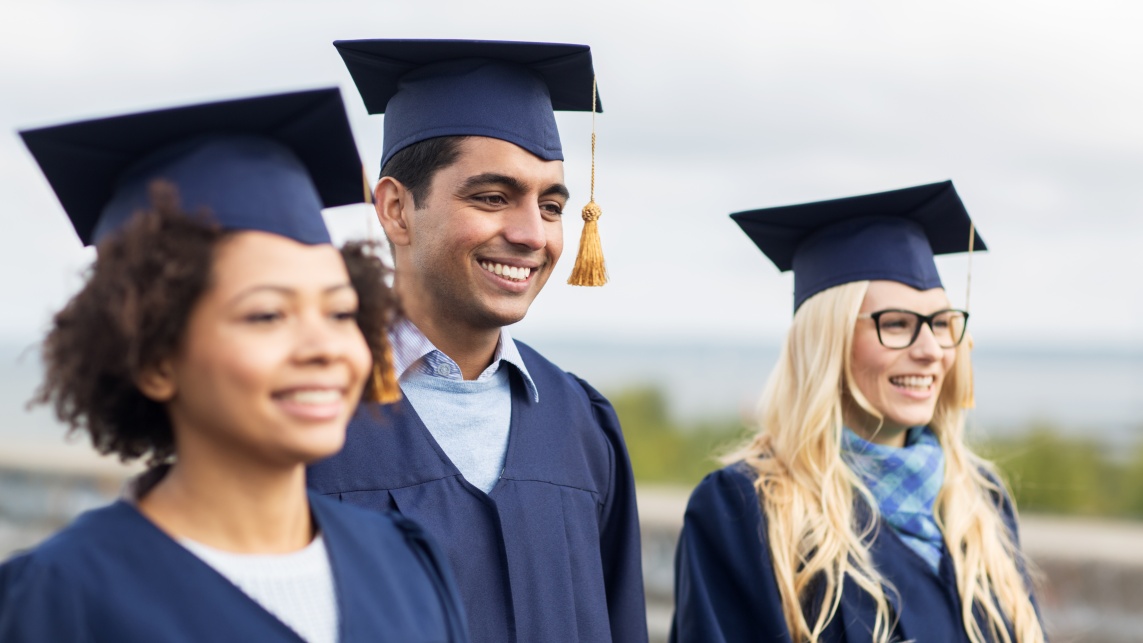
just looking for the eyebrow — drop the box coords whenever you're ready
[543,182,571,201]
[227,282,354,306]
[460,173,570,201]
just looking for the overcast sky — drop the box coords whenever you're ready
[2,0,1141,348]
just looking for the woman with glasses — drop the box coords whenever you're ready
[670,182,1045,643]
[0,90,468,642]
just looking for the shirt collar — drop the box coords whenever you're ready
[389,317,539,403]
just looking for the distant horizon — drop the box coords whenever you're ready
[3,332,1142,360]
[1,335,1139,451]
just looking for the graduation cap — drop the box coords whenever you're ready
[334,38,609,286]
[20,87,367,246]
[20,88,402,405]
[731,181,986,311]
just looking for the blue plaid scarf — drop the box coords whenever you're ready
[841,426,946,574]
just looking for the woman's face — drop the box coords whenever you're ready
[847,280,957,442]
[156,231,371,467]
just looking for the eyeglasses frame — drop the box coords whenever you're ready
[857,308,970,349]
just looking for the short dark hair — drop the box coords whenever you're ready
[380,136,467,207]
[33,190,394,466]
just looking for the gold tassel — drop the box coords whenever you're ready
[369,332,401,404]
[568,200,607,286]
[962,221,976,409]
[963,335,976,409]
[362,164,374,204]
[568,76,608,287]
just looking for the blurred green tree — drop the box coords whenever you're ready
[610,386,745,486]
[1118,437,1143,518]
[983,425,1112,515]
[613,385,1142,521]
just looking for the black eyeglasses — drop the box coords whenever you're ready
[858,309,970,349]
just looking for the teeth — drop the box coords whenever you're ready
[481,261,532,282]
[890,375,934,389]
[280,389,340,404]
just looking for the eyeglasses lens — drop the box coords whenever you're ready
[876,311,966,348]
[876,311,919,349]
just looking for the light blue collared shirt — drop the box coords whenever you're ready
[389,318,538,493]
[390,317,539,402]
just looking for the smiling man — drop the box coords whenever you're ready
[307,40,647,643]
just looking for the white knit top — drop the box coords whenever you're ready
[180,534,339,643]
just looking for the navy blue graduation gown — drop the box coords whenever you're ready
[308,341,648,643]
[671,463,1036,643]
[0,492,469,642]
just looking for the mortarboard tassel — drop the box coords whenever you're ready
[370,332,402,404]
[568,76,607,287]
[962,221,976,409]
[963,336,975,409]
[363,164,374,205]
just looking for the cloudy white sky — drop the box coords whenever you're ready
[2,0,1141,348]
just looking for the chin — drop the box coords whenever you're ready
[473,302,531,328]
[887,410,938,429]
[286,430,349,465]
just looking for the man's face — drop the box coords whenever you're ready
[398,136,568,332]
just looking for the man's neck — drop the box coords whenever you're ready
[402,306,501,381]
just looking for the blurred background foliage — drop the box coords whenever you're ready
[611,386,1143,520]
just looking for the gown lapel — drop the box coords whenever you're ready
[833,501,975,643]
[115,502,307,641]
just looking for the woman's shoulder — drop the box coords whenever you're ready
[3,501,137,573]
[684,462,767,529]
[693,460,763,498]
[0,500,141,616]
[674,462,783,617]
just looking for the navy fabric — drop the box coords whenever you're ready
[332,39,600,170]
[95,136,330,244]
[793,217,941,309]
[0,493,469,642]
[382,59,562,168]
[670,463,1034,643]
[308,341,648,643]
[730,181,986,310]
[19,88,364,245]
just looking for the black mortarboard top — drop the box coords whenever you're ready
[20,88,365,246]
[333,39,601,171]
[731,181,986,310]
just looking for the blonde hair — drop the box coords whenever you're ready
[731,281,1044,643]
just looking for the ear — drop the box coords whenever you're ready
[136,360,177,402]
[374,177,414,247]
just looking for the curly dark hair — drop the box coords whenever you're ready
[33,186,395,465]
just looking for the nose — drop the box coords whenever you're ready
[501,204,547,251]
[293,311,345,365]
[909,322,944,362]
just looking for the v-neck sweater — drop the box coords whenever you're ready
[399,359,513,494]
[180,534,337,643]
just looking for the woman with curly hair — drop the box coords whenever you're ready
[671,182,1045,643]
[0,89,468,643]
